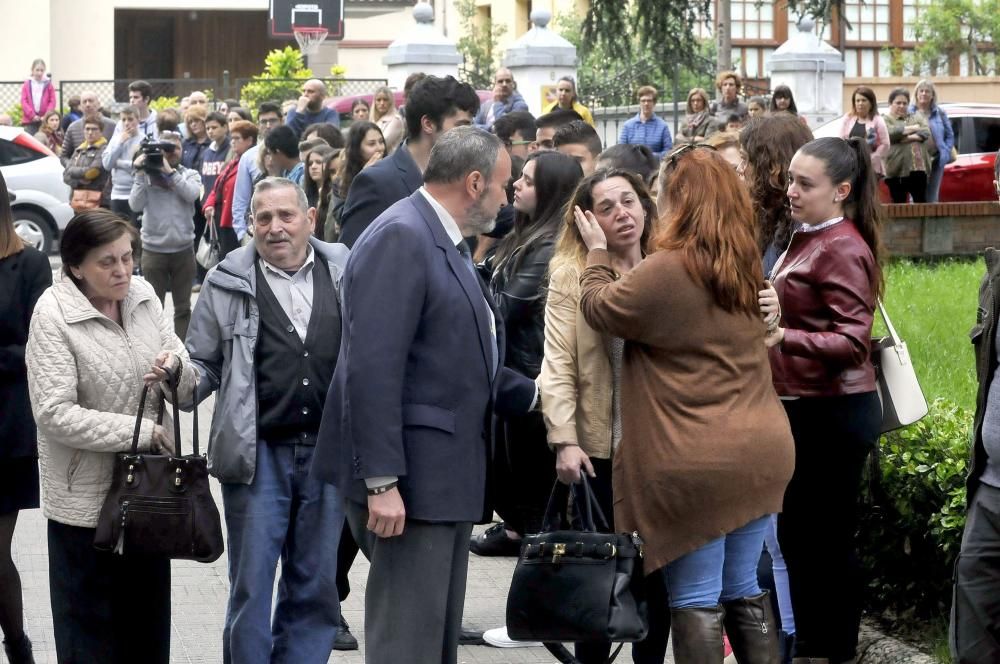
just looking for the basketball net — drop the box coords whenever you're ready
[294,27,328,55]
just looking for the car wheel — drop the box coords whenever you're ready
[13,209,54,253]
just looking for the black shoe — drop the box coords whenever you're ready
[459,628,485,645]
[470,523,522,557]
[334,615,359,651]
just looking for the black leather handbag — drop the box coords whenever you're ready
[506,477,648,663]
[94,368,224,563]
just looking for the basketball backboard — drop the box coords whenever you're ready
[269,0,345,40]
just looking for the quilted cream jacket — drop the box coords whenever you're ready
[26,273,197,528]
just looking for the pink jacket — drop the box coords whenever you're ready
[20,78,56,125]
[837,113,890,176]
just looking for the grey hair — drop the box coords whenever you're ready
[250,177,309,216]
[423,126,503,186]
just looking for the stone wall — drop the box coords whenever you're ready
[883,202,1000,257]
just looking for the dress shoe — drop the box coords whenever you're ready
[459,628,485,645]
[334,615,359,651]
[470,523,522,557]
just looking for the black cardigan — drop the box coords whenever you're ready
[0,245,52,459]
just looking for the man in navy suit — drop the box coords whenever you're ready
[337,75,480,248]
[312,126,536,664]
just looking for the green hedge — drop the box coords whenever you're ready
[859,398,971,620]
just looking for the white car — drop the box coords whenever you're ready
[1,126,74,253]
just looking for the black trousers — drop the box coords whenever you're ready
[47,519,171,664]
[777,393,881,663]
[492,411,556,536]
[951,482,1000,663]
[218,226,240,259]
[574,457,671,664]
[885,172,928,204]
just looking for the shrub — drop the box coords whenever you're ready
[239,47,313,115]
[859,397,971,620]
[4,103,23,126]
[149,96,179,112]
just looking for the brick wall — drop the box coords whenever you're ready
[882,202,1000,257]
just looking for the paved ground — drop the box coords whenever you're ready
[11,271,666,663]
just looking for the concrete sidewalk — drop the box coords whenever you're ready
[10,396,657,664]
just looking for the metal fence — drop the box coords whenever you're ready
[0,81,24,119]
[59,79,220,114]
[232,77,388,105]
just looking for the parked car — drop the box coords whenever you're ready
[0,126,73,253]
[812,103,1000,202]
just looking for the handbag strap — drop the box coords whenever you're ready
[570,475,611,532]
[875,297,902,346]
[541,476,611,533]
[543,642,625,664]
[129,365,193,457]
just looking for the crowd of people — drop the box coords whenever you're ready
[0,55,994,664]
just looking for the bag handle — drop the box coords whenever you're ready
[875,297,902,347]
[129,365,199,457]
[541,476,610,534]
[542,642,625,664]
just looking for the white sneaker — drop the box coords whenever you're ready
[482,626,542,648]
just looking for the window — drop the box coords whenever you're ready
[732,0,774,40]
[902,0,924,42]
[0,140,43,167]
[844,0,890,42]
[973,117,1000,155]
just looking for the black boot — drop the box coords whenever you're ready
[779,630,796,664]
[670,605,725,664]
[3,632,35,664]
[333,615,359,651]
[722,591,780,664]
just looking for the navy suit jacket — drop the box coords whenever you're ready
[338,142,423,248]
[311,191,537,523]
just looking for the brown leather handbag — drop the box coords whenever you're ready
[94,368,224,563]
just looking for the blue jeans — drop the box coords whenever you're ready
[666,516,770,609]
[221,441,343,664]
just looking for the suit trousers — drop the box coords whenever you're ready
[345,500,474,664]
[950,482,1000,663]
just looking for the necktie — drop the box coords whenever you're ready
[456,240,499,378]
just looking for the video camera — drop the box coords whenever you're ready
[137,136,178,171]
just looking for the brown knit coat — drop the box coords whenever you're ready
[579,249,795,574]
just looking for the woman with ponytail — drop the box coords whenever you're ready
[764,136,885,664]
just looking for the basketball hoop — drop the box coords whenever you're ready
[294,26,329,55]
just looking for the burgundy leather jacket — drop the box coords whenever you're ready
[769,219,878,397]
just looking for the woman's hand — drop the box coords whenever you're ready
[151,424,175,456]
[759,280,781,331]
[573,206,607,252]
[555,444,596,485]
[764,326,785,348]
[364,150,384,169]
[144,351,179,387]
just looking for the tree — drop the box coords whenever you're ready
[583,0,712,73]
[239,47,314,114]
[909,0,1000,75]
[454,0,507,91]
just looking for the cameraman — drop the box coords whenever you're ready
[129,130,202,338]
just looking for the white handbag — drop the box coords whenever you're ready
[871,299,928,433]
[195,217,220,270]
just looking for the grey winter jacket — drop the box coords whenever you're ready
[184,238,349,484]
[102,131,142,200]
[129,166,203,253]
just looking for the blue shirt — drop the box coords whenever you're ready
[231,145,261,240]
[618,114,673,160]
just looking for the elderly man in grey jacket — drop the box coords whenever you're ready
[129,130,201,338]
[184,177,350,664]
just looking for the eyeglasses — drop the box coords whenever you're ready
[259,117,280,126]
[504,140,532,148]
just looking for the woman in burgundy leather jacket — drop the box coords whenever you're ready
[764,136,885,664]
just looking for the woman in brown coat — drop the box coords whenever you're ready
[576,150,794,663]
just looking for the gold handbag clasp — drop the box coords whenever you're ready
[552,543,566,564]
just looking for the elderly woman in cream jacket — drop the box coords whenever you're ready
[25,210,197,664]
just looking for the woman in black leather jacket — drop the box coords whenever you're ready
[470,151,583,563]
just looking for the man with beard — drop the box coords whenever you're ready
[311,126,537,664]
[286,79,340,138]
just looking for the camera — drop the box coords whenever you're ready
[138,136,177,171]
